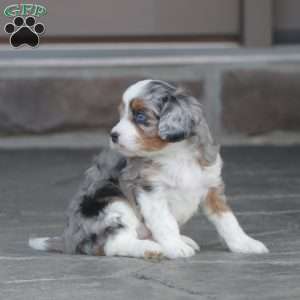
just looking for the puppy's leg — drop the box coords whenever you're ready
[136,223,199,252]
[99,200,163,259]
[104,230,163,259]
[137,192,195,259]
[202,186,269,254]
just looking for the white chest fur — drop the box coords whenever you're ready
[153,146,222,225]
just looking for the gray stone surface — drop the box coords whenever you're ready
[0,77,202,134]
[222,70,300,134]
[0,77,136,134]
[0,146,300,299]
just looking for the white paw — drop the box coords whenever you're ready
[162,239,195,259]
[143,240,163,253]
[142,240,163,259]
[104,212,122,227]
[227,235,269,254]
[181,235,200,252]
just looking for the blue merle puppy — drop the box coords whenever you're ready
[29,80,269,259]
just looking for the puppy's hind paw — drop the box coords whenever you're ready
[105,212,122,227]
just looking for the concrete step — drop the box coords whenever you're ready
[0,43,300,139]
[0,130,300,149]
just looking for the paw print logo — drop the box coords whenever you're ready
[4,16,45,48]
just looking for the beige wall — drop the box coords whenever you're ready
[0,0,239,38]
[274,0,300,31]
[1,0,299,43]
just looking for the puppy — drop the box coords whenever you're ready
[29,79,269,259]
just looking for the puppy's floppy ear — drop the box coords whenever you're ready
[158,92,201,142]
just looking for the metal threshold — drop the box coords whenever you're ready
[0,43,300,67]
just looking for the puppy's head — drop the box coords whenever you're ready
[110,79,203,156]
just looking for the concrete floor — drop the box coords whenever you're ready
[0,146,300,300]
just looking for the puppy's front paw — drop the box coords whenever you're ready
[144,250,164,261]
[227,235,269,254]
[162,239,195,259]
[142,240,163,260]
[181,235,200,252]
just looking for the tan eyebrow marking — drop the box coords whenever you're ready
[130,98,146,112]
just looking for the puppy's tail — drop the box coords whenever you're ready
[28,236,63,253]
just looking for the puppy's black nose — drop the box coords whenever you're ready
[110,132,119,143]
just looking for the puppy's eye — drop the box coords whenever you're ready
[134,112,147,124]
